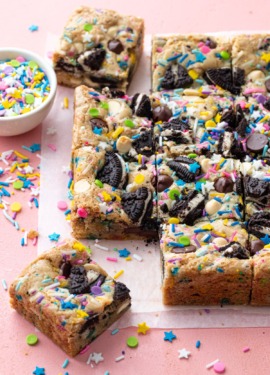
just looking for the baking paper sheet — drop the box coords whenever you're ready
[38,33,270,328]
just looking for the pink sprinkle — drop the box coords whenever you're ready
[77,207,88,218]
[80,345,91,354]
[106,257,118,262]
[47,51,53,59]
[156,47,163,53]
[243,347,250,352]
[213,361,226,374]
[123,55,129,61]
[47,144,57,152]
[200,45,210,54]
[0,83,7,90]
[32,236,38,246]
[57,201,68,210]
[16,56,26,62]
[244,87,265,94]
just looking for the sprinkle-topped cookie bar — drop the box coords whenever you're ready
[152,34,239,96]
[53,6,144,91]
[9,239,131,356]
[160,219,252,305]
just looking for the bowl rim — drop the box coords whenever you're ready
[0,47,57,122]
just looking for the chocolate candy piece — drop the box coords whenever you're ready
[79,48,106,70]
[204,68,240,95]
[220,241,250,259]
[214,177,234,193]
[205,37,217,49]
[114,282,131,302]
[171,245,196,254]
[167,156,201,182]
[247,212,270,239]
[108,39,124,54]
[130,93,152,118]
[90,118,108,131]
[60,261,72,278]
[156,174,174,192]
[265,79,270,93]
[132,129,153,157]
[161,64,193,90]
[263,99,270,111]
[122,187,153,225]
[68,266,89,294]
[97,151,126,189]
[250,239,265,256]
[153,105,172,122]
[246,133,268,153]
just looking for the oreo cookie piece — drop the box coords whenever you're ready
[132,129,154,157]
[113,282,131,302]
[169,190,205,225]
[60,261,72,278]
[167,156,201,182]
[218,131,246,159]
[233,67,245,87]
[204,68,240,95]
[220,108,236,128]
[130,93,152,118]
[153,105,172,122]
[122,187,153,225]
[68,265,90,294]
[220,241,250,259]
[263,98,270,110]
[97,151,127,189]
[247,212,270,239]
[56,58,83,74]
[161,64,193,90]
[160,118,191,144]
[77,48,106,70]
[90,118,108,132]
[236,118,248,138]
[245,177,270,205]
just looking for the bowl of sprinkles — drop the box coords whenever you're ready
[0,48,57,136]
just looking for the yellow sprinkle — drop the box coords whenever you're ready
[101,191,112,202]
[77,310,89,318]
[209,192,225,198]
[168,217,180,224]
[112,127,124,139]
[138,154,142,164]
[59,280,68,287]
[65,214,71,221]
[21,108,31,114]
[10,163,18,173]
[215,113,222,123]
[63,97,69,109]
[11,202,22,212]
[21,228,25,232]
[205,120,216,129]
[188,69,199,80]
[213,231,226,237]
[72,241,86,251]
[200,111,211,118]
[0,203,4,209]
[134,174,145,184]
[261,52,270,63]
[223,219,229,225]
[125,256,132,261]
[114,270,124,279]
[264,244,270,249]
[201,224,213,231]
[34,72,44,81]
[259,116,269,123]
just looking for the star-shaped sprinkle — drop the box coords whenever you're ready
[164,330,177,343]
[261,234,270,244]
[32,367,45,375]
[30,187,40,196]
[261,52,270,64]
[48,232,60,242]
[118,248,131,258]
[204,181,215,192]
[252,159,263,170]
[82,32,92,43]
[24,165,34,174]
[23,179,34,189]
[89,352,104,364]
[178,348,191,359]
[189,162,200,173]
[46,127,57,135]
[137,322,150,335]
[29,24,39,32]
[93,126,103,135]
[99,202,107,214]
[192,50,206,63]
[29,143,41,153]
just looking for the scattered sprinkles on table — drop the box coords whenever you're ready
[178,348,191,359]
[28,24,39,32]
[164,330,177,343]
[137,322,150,335]
[0,58,50,117]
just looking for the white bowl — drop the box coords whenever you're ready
[0,48,57,136]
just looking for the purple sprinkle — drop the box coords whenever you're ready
[204,309,210,314]
[0,110,6,116]
[36,295,44,303]
[254,94,267,104]
[91,286,103,295]
[168,258,182,263]
[4,66,14,74]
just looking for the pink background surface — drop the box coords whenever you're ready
[1,1,270,374]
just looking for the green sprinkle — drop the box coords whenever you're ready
[124,119,135,128]
[198,264,203,271]
[220,51,230,60]
[178,236,190,246]
[29,60,38,69]
[95,179,103,188]
[217,267,224,273]
[89,108,99,117]
[100,101,109,110]
[168,189,180,200]
[187,153,198,159]
[126,336,138,348]
[25,94,35,104]
[10,59,20,67]
[26,334,38,346]
[84,23,93,32]
[13,180,24,190]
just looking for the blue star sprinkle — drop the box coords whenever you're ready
[29,25,39,32]
[29,143,41,153]
[189,162,200,173]
[33,367,45,375]
[93,126,103,135]
[164,330,177,343]
[118,248,131,258]
[261,234,270,244]
[48,232,60,242]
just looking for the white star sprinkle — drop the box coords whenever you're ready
[99,202,107,214]
[252,159,264,170]
[46,127,57,135]
[30,187,40,196]
[24,165,34,174]
[62,165,70,174]
[204,181,215,192]
[89,352,104,364]
[178,348,191,359]
[82,32,92,43]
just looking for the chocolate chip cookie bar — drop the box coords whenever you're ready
[156,154,243,225]
[160,219,252,305]
[9,240,131,356]
[231,34,270,97]
[71,148,157,239]
[53,6,144,91]
[152,34,239,96]
[247,213,270,305]
[73,86,154,161]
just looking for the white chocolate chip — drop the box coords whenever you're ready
[213,237,228,247]
[201,158,212,173]
[116,136,132,153]
[74,179,90,193]
[205,199,222,215]
[247,70,265,82]
[108,100,122,116]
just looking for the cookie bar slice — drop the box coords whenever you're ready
[247,213,270,305]
[231,34,270,97]
[152,34,237,96]
[156,154,243,225]
[53,6,144,90]
[71,148,157,239]
[73,86,154,161]
[9,239,131,356]
[160,219,251,305]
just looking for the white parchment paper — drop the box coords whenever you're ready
[38,33,270,328]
